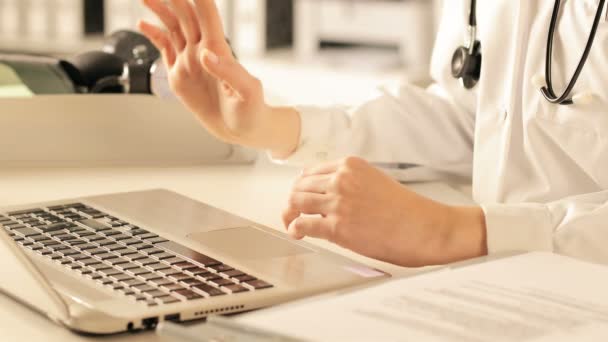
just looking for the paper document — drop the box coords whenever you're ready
[236,252,608,341]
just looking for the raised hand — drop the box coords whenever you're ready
[139,0,300,156]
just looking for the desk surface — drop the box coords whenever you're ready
[0,160,474,341]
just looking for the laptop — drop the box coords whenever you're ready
[0,189,389,334]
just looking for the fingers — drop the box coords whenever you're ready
[302,160,343,177]
[201,49,261,100]
[170,0,201,44]
[142,0,186,51]
[138,20,176,66]
[282,192,330,229]
[193,0,228,47]
[293,174,332,194]
[287,216,332,240]
[288,192,330,216]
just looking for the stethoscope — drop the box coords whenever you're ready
[451,0,606,105]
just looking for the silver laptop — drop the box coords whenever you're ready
[0,189,389,334]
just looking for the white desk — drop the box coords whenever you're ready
[0,160,474,341]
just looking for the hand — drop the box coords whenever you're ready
[139,0,300,157]
[282,157,488,267]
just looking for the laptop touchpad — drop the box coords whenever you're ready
[187,227,314,260]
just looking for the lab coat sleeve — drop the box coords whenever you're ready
[270,82,476,180]
[483,191,608,264]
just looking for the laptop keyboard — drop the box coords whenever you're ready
[0,203,273,307]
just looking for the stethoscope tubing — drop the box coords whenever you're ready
[541,0,606,105]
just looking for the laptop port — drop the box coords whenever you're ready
[164,313,181,322]
[142,317,159,329]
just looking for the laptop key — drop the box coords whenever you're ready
[163,257,185,265]
[186,267,210,276]
[129,228,148,236]
[8,208,42,216]
[135,257,157,266]
[86,248,107,256]
[106,257,129,265]
[131,242,153,250]
[79,258,102,266]
[68,262,82,270]
[105,244,123,251]
[148,263,171,271]
[181,278,203,287]
[222,284,249,294]
[85,235,104,242]
[127,253,148,261]
[96,238,115,246]
[149,278,173,287]
[221,269,245,278]
[59,249,80,257]
[159,241,221,267]
[192,284,225,297]
[109,273,132,282]
[89,263,112,271]
[78,219,110,231]
[97,278,113,285]
[158,268,181,277]
[146,290,168,298]
[121,238,141,246]
[160,296,180,304]
[13,227,41,237]
[209,278,234,287]
[161,283,186,292]
[233,274,256,283]
[173,289,202,301]
[174,262,198,271]
[122,278,144,287]
[29,234,49,242]
[38,223,71,233]
[58,257,73,265]
[76,243,98,251]
[209,264,233,273]
[111,283,124,291]
[243,279,273,290]
[152,252,174,260]
[133,284,155,293]
[140,247,164,255]
[139,233,158,239]
[115,248,138,256]
[112,234,131,241]
[146,237,169,244]
[170,273,192,282]
[116,262,140,271]
[96,252,116,260]
[127,267,150,276]
[139,273,162,281]
[99,268,122,277]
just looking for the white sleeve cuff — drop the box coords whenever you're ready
[482,203,554,254]
[267,105,342,167]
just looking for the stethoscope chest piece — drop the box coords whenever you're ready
[451,40,482,89]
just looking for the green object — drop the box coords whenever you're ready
[0,63,34,97]
[0,54,75,95]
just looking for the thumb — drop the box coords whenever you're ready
[201,49,260,99]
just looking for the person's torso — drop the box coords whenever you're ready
[432,0,608,204]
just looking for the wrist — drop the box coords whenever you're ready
[266,106,301,159]
[440,205,488,263]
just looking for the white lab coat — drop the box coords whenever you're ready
[274,0,608,264]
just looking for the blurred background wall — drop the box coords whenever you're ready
[0,0,442,104]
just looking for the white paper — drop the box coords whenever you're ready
[237,252,608,342]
